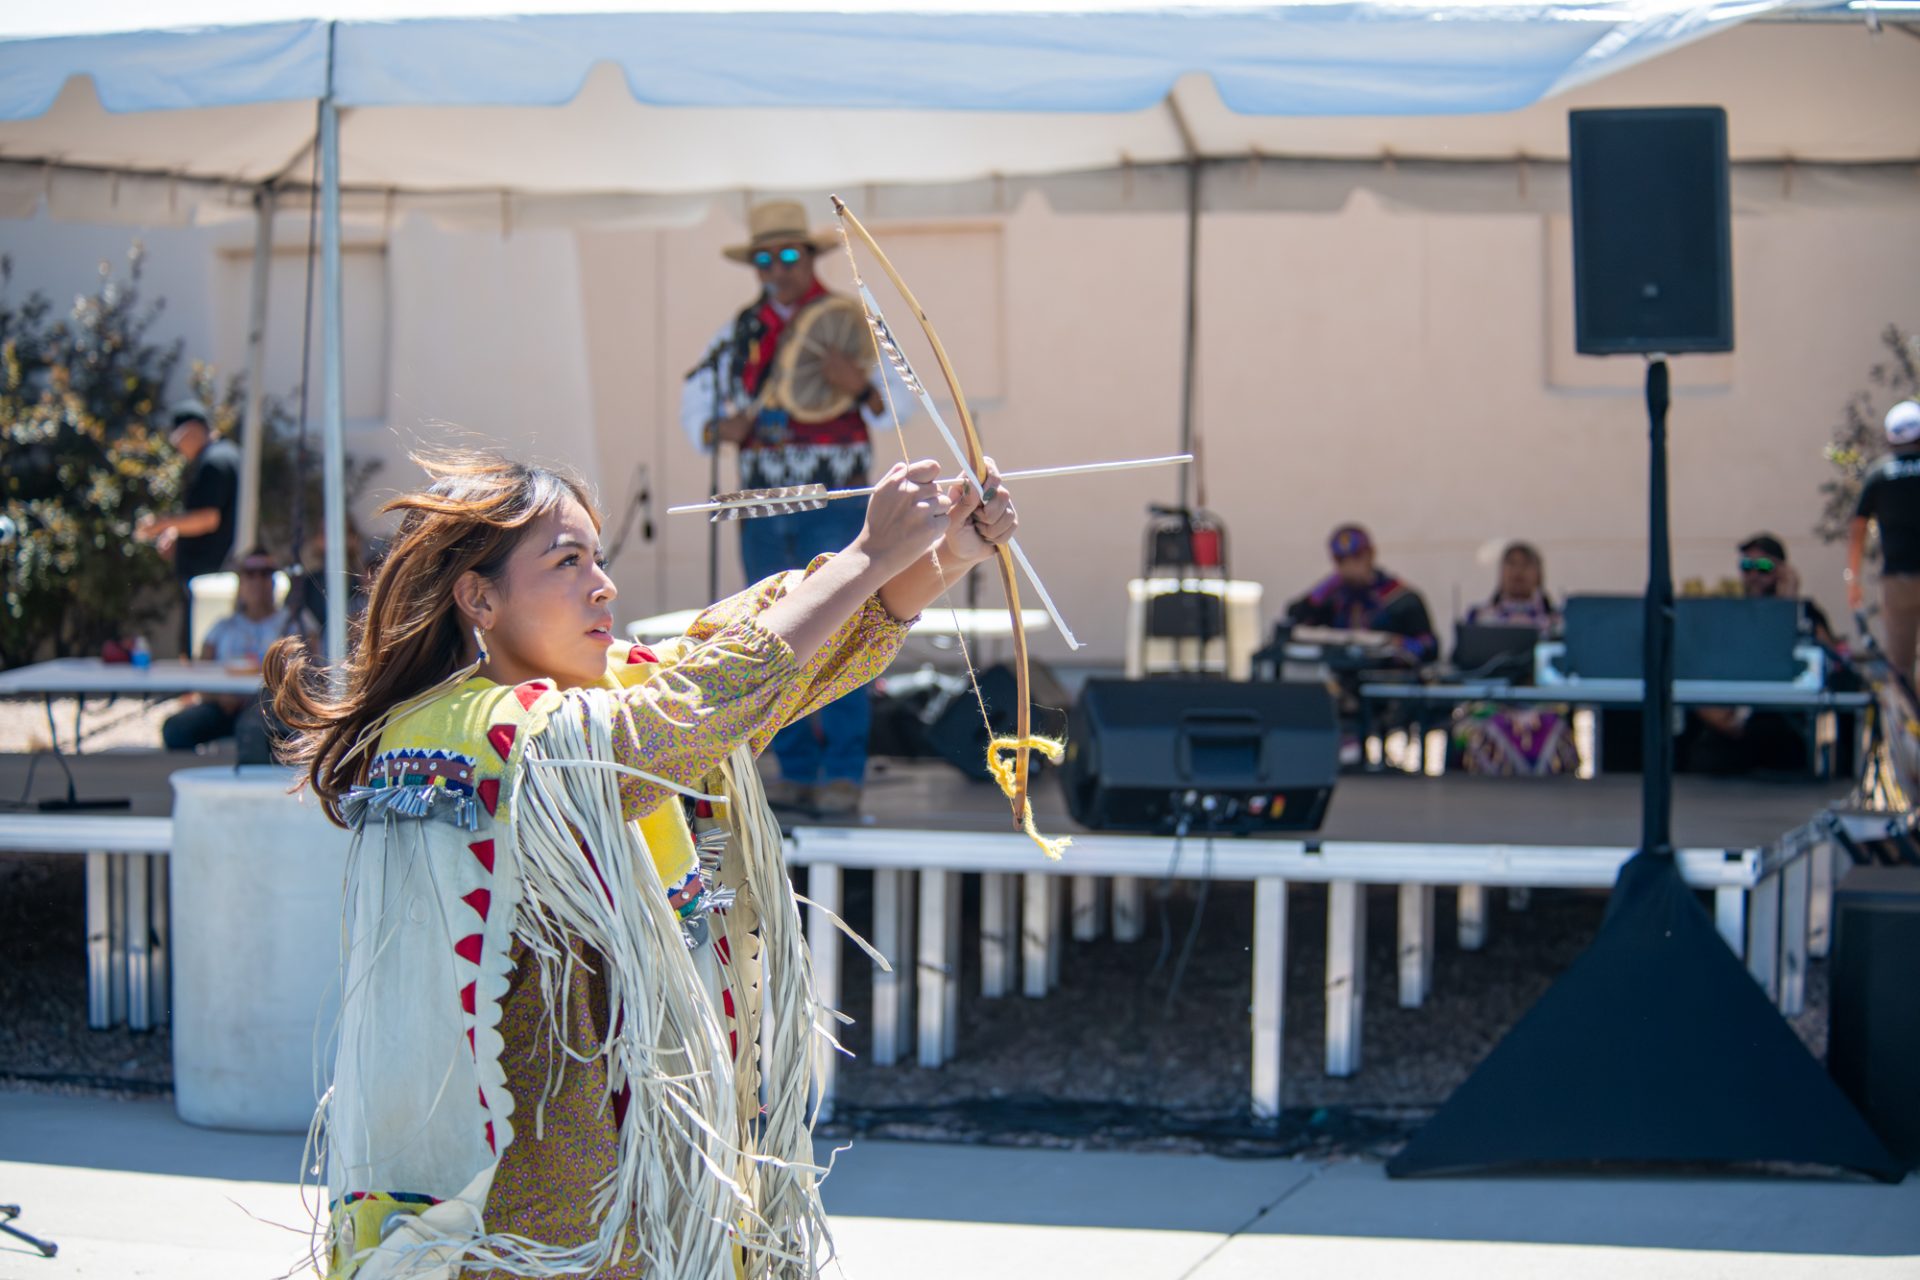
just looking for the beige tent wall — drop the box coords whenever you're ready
[4,189,1915,666]
[577,191,1918,666]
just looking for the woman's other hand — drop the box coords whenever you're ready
[855,459,954,576]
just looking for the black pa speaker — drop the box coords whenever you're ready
[1062,678,1338,834]
[1829,865,1920,1166]
[924,662,1069,782]
[1569,106,1733,356]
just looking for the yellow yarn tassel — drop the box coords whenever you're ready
[987,735,1072,861]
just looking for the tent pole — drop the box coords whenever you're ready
[1164,91,1202,515]
[1177,157,1200,513]
[237,187,274,556]
[320,92,348,667]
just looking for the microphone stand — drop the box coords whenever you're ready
[692,338,731,603]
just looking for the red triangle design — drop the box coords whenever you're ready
[462,888,492,920]
[486,723,518,762]
[466,1027,477,1056]
[627,644,658,665]
[484,1121,496,1154]
[476,778,500,818]
[514,680,551,711]
[454,934,484,965]
[467,839,495,874]
[460,982,476,1015]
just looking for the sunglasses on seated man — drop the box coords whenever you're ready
[1740,556,1778,574]
[750,246,808,270]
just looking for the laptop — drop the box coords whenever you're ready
[1451,624,1539,681]
[1561,595,1803,682]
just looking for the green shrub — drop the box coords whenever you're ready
[0,244,380,668]
[0,247,182,666]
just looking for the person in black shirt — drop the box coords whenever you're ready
[135,400,241,653]
[1848,400,1920,686]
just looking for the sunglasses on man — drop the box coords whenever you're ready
[1739,556,1778,574]
[750,246,807,270]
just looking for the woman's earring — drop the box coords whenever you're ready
[474,625,491,665]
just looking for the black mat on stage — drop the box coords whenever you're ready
[1387,851,1904,1181]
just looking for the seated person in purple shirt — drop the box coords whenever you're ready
[1286,524,1437,667]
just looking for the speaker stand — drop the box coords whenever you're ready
[1388,358,1902,1181]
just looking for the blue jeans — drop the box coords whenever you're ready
[737,500,873,785]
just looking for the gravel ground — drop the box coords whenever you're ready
[0,845,1831,1156]
[820,872,1830,1153]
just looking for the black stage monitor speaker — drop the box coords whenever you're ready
[1063,678,1337,835]
[1569,106,1732,355]
[1830,866,1920,1166]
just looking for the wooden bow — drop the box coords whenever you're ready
[833,195,1074,859]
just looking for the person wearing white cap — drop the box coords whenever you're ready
[1848,399,1920,684]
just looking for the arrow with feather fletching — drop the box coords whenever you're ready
[669,454,1191,520]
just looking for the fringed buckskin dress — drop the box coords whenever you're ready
[320,557,907,1280]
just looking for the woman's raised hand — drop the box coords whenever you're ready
[939,456,1016,567]
[856,459,956,575]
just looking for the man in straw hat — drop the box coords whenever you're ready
[680,199,914,816]
[1849,399,1920,685]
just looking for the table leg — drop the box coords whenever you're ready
[917,870,952,1068]
[1808,841,1835,960]
[1325,881,1366,1077]
[1071,875,1100,941]
[1747,875,1782,1004]
[1780,855,1810,1017]
[1251,877,1287,1120]
[1022,872,1050,998]
[1112,876,1145,942]
[1714,887,1746,958]
[980,872,1013,998]
[150,854,170,1026]
[126,852,151,1032]
[806,864,843,1123]
[1397,883,1434,1009]
[944,874,962,1062]
[1046,876,1065,990]
[85,852,111,1030]
[871,868,906,1066]
[1456,884,1487,952]
[108,854,127,1027]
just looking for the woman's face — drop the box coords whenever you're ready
[1500,550,1541,601]
[465,496,618,690]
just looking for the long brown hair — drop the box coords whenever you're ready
[266,451,598,825]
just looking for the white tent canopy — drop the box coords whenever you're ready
[2,2,1858,216]
[0,1,1895,659]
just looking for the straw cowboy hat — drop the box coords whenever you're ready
[722,200,840,262]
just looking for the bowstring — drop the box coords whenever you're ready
[833,220,1000,767]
